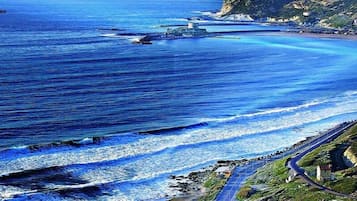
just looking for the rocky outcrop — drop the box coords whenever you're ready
[214,13,254,22]
[217,0,236,16]
[219,0,357,31]
[219,0,294,18]
[344,146,357,167]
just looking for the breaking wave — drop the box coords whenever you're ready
[1,91,357,200]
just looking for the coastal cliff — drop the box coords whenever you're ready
[344,143,357,167]
[219,0,293,17]
[220,0,357,32]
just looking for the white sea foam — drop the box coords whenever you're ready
[100,33,119,37]
[344,90,357,96]
[2,92,357,200]
[164,18,188,22]
[100,34,145,41]
[2,93,357,177]
[0,185,36,200]
[200,99,328,123]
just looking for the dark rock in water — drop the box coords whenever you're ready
[217,160,231,164]
[98,28,124,31]
[63,140,81,147]
[0,10,6,14]
[0,165,106,199]
[28,144,40,151]
[139,122,208,135]
[57,185,103,199]
[187,17,203,21]
[0,166,87,190]
[93,136,103,144]
[27,136,104,152]
[28,143,56,151]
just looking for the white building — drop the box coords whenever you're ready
[316,164,332,182]
[215,166,233,178]
[188,22,199,29]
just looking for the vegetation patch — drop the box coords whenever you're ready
[298,124,357,194]
[222,0,357,30]
[327,14,354,29]
[327,177,357,194]
[299,124,357,168]
[350,141,357,155]
[198,173,228,201]
[237,123,357,200]
[236,186,253,200]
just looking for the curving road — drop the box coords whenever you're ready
[287,121,356,198]
[215,160,268,201]
[215,121,356,201]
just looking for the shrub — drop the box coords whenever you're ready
[327,14,353,28]
[237,186,253,200]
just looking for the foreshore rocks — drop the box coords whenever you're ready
[167,129,335,200]
[27,136,105,151]
[215,13,254,22]
[167,151,288,200]
[217,0,235,16]
[168,168,213,199]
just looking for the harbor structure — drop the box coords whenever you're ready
[166,22,208,37]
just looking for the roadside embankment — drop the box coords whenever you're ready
[238,122,357,201]
[167,123,348,200]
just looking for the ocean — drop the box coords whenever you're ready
[0,0,357,200]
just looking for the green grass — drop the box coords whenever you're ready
[236,186,252,200]
[280,182,338,201]
[350,141,357,155]
[327,14,353,29]
[236,157,289,200]
[240,161,353,201]
[298,123,357,194]
[247,157,289,186]
[327,177,357,194]
[298,145,333,167]
[236,123,357,201]
[199,174,227,201]
[339,167,357,177]
[299,124,357,167]
[224,0,357,30]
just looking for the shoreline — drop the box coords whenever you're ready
[199,10,356,40]
[281,30,357,40]
[167,122,355,200]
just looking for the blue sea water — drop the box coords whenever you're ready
[0,0,357,200]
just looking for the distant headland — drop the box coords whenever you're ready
[218,0,357,35]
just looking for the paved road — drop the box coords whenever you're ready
[287,121,356,198]
[215,160,267,201]
[215,121,356,201]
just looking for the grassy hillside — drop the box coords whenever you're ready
[221,0,294,17]
[298,123,357,195]
[238,157,349,201]
[237,124,357,200]
[221,0,357,30]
